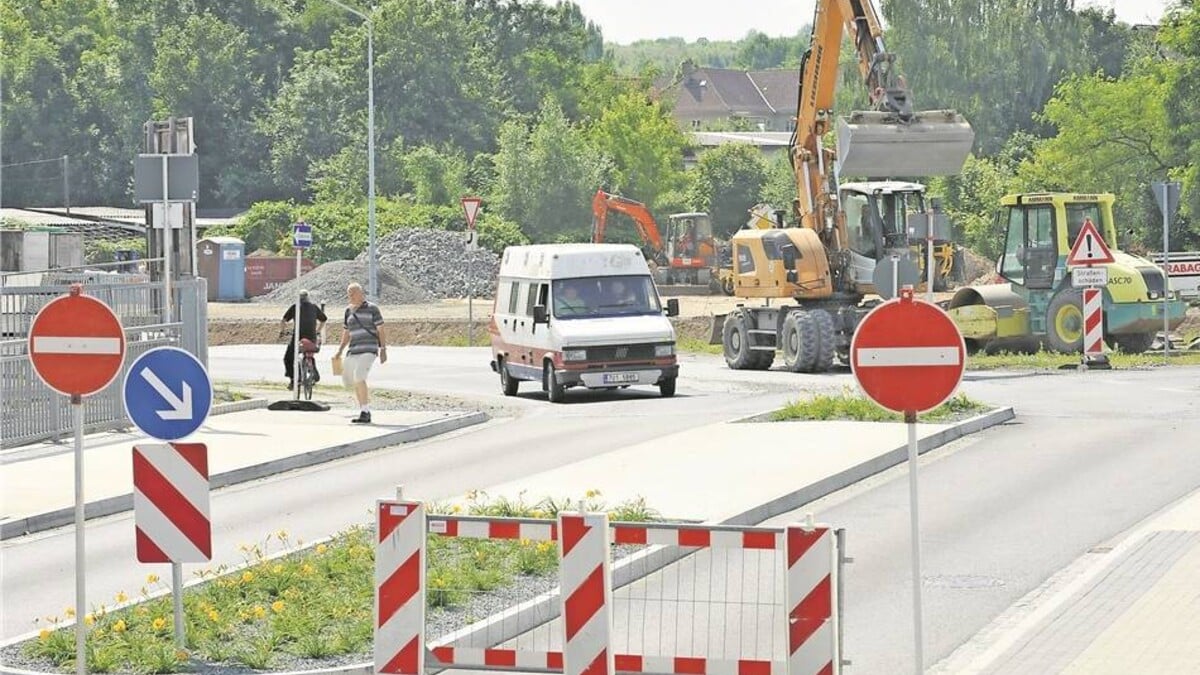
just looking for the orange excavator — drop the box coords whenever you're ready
[590,189,720,286]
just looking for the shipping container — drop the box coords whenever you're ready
[245,256,316,297]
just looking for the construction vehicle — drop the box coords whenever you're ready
[590,190,719,286]
[711,0,974,373]
[947,192,1187,354]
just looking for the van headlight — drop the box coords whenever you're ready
[655,344,675,357]
[563,348,588,362]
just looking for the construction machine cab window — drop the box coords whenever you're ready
[1001,205,1058,289]
[843,192,876,259]
[1065,203,1102,245]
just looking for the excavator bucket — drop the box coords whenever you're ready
[836,110,975,178]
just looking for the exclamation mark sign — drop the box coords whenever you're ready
[1086,234,1094,257]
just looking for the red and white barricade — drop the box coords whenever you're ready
[373,507,840,675]
[1083,287,1104,359]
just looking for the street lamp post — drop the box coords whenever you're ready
[327,0,377,300]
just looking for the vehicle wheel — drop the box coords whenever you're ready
[499,358,519,396]
[781,312,817,373]
[723,312,756,370]
[1045,289,1085,354]
[722,276,735,296]
[752,349,776,370]
[544,362,565,403]
[1112,332,1155,354]
[810,309,836,372]
[659,377,677,397]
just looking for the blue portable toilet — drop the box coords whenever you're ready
[196,236,246,301]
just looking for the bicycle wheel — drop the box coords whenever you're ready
[300,357,315,401]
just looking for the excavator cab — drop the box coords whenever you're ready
[665,213,716,283]
[840,181,927,290]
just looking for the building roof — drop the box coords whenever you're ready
[692,132,793,148]
[663,63,800,121]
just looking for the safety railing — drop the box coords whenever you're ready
[373,501,842,675]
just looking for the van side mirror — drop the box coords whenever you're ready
[533,305,548,324]
[665,298,680,317]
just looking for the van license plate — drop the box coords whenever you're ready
[603,373,639,384]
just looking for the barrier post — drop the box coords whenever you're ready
[374,500,426,675]
[786,524,835,675]
[558,512,613,675]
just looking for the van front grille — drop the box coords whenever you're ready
[585,344,658,361]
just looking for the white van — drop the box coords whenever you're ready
[488,244,680,402]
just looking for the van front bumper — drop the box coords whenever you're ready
[556,364,679,388]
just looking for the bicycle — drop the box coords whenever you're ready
[281,331,322,401]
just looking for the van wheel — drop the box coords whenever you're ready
[544,362,565,403]
[659,377,677,397]
[499,358,519,396]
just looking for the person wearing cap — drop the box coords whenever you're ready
[281,289,328,390]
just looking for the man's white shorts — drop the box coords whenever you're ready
[341,353,377,387]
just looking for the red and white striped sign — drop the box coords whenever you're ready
[612,524,779,549]
[851,287,966,414]
[786,526,835,675]
[559,512,614,675]
[375,501,427,675]
[133,443,211,562]
[432,648,783,675]
[429,516,555,541]
[1083,287,1104,358]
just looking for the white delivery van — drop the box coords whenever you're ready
[488,244,680,402]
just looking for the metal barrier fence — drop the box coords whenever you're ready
[0,277,207,448]
[374,503,842,675]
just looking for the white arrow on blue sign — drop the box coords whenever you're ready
[292,222,313,250]
[123,347,213,441]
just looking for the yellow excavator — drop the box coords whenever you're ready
[711,0,974,372]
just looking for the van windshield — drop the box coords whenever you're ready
[552,275,662,319]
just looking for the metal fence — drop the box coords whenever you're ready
[0,276,207,448]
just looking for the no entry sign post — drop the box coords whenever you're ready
[851,286,966,674]
[28,285,127,675]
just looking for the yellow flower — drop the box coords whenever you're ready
[271,600,285,614]
[112,619,127,633]
[277,529,288,539]
[146,574,160,585]
[252,605,266,620]
[152,617,167,631]
[301,564,315,576]
[175,650,189,660]
[38,628,51,641]
[114,591,128,604]
[241,571,254,583]
[585,489,601,499]
[450,504,463,514]
[315,544,328,554]
[83,614,95,627]
[206,609,219,622]
[93,628,104,639]
[272,564,283,574]
[64,607,76,618]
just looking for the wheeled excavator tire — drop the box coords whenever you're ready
[781,312,818,373]
[810,309,836,372]
[1112,332,1155,354]
[1045,289,1085,354]
[723,311,757,370]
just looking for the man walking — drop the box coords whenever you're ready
[334,282,387,424]
[281,289,327,390]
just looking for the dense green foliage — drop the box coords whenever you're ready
[5,0,1199,260]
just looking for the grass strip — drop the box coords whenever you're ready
[771,391,987,423]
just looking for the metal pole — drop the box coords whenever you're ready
[468,249,474,346]
[926,211,935,303]
[63,155,71,216]
[162,156,172,325]
[73,397,87,675]
[1162,183,1170,360]
[366,19,377,301]
[905,411,924,674]
[835,528,851,669]
[294,247,302,401]
[891,253,899,300]
[171,563,184,648]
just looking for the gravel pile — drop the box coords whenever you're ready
[256,259,433,305]
[362,228,499,299]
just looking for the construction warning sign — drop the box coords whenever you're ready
[1066,218,1115,266]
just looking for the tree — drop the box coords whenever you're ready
[586,92,688,208]
[1160,0,1200,238]
[687,143,768,236]
[759,154,798,215]
[492,101,611,243]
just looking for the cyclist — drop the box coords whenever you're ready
[281,289,327,390]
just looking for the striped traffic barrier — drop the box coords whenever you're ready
[559,512,614,675]
[1083,287,1104,359]
[785,525,835,675]
[375,500,427,675]
[133,443,211,562]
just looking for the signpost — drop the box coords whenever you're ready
[29,286,127,675]
[851,287,966,674]
[1152,181,1182,358]
[1066,218,1115,367]
[461,197,482,347]
[123,346,213,648]
[292,222,312,402]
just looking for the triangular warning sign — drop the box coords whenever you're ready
[1066,218,1115,266]
[461,197,482,229]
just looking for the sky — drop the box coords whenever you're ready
[562,0,1173,45]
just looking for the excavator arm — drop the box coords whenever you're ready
[591,190,665,254]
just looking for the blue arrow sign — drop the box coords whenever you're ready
[123,347,213,441]
[292,221,312,250]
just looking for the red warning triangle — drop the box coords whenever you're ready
[1066,218,1115,266]
[461,197,482,229]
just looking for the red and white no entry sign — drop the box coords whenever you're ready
[851,287,966,414]
[28,286,126,398]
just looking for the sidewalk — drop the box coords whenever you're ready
[948,486,1200,674]
[0,406,486,539]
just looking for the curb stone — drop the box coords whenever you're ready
[0,407,1013,675]
[0,411,488,541]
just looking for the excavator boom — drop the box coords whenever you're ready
[591,190,664,253]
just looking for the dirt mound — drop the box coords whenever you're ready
[961,248,999,285]
[256,259,433,305]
